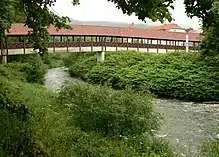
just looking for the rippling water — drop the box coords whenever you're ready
[44,67,219,157]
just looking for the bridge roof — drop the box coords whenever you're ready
[7,24,201,42]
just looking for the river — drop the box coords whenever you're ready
[44,67,219,157]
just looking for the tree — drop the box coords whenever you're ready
[199,1,219,55]
[0,0,74,59]
[106,0,174,23]
[184,0,214,27]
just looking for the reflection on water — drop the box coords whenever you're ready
[44,67,219,157]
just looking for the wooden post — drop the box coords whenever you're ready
[147,39,149,52]
[104,37,107,51]
[91,36,93,52]
[79,36,82,52]
[166,40,168,53]
[53,36,55,53]
[1,38,7,64]
[127,38,128,51]
[66,36,69,52]
[6,37,8,56]
[116,37,118,52]
[23,37,26,54]
[157,40,159,53]
[137,38,139,51]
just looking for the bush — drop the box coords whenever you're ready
[57,82,178,157]
[20,54,47,83]
[0,63,27,82]
[0,79,70,156]
[65,51,219,102]
[0,78,177,157]
[42,52,68,68]
[0,54,47,84]
[59,83,159,137]
[0,103,33,157]
[62,52,96,79]
[200,138,219,157]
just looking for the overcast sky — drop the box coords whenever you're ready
[52,0,201,29]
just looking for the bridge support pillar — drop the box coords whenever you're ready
[1,55,7,64]
[97,51,105,63]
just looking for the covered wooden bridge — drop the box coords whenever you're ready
[1,23,201,57]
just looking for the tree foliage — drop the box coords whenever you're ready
[200,1,219,55]
[106,0,174,23]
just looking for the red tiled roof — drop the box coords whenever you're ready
[7,24,201,42]
[129,23,135,28]
[150,23,183,31]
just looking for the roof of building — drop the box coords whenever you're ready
[7,23,201,42]
[129,23,135,29]
[149,23,183,31]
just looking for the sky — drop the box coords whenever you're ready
[52,0,201,29]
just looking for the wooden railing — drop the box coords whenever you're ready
[6,41,199,51]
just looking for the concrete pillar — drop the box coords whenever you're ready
[0,40,7,64]
[1,55,7,64]
[186,33,189,52]
[97,51,105,63]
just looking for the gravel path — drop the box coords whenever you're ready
[44,67,219,157]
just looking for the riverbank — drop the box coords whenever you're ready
[45,67,219,157]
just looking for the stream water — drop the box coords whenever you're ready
[44,67,219,157]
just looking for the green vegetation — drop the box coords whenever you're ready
[0,54,47,83]
[64,51,219,102]
[59,83,159,137]
[0,54,179,157]
[200,138,219,157]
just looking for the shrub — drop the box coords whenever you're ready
[0,63,27,82]
[200,138,219,157]
[42,52,68,68]
[0,79,70,156]
[0,103,33,157]
[1,54,47,84]
[58,83,159,137]
[66,51,219,102]
[20,54,47,83]
[0,77,177,157]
